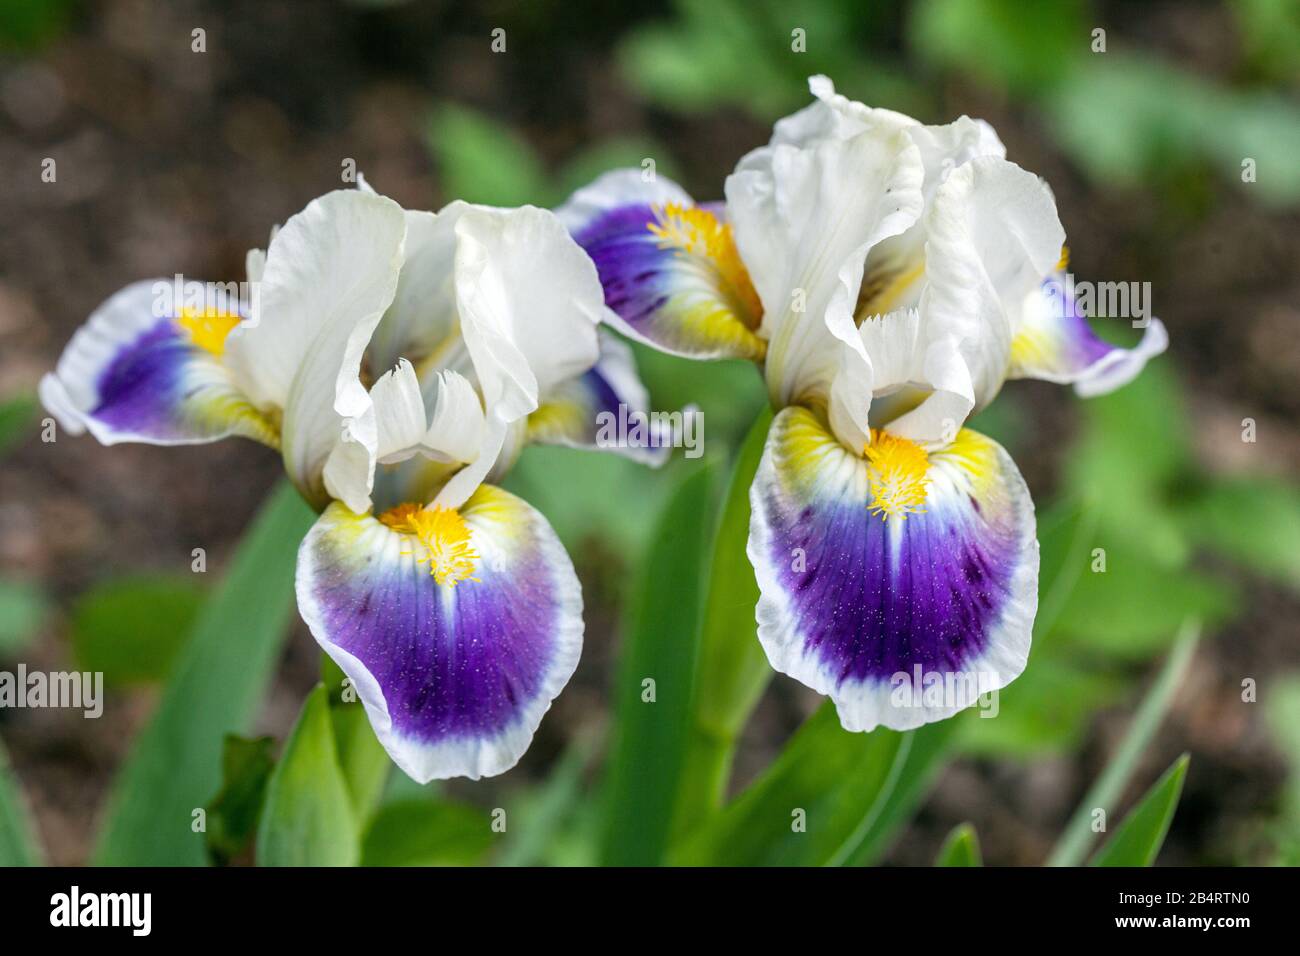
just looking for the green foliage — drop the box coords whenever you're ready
[671,703,904,866]
[672,408,772,835]
[1063,366,1192,565]
[429,104,680,211]
[936,823,983,866]
[1232,0,1300,81]
[497,737,597,867]
[323,654,390,825]
[909,0,1086,94]
[0,0,73,52]
[428,104,548,207]
[329,704,390,827]
[0,740,41,866]
[256,685,358,867]
[1178,476,1300,593]
[94,482,315,866]
[1048,624,1199,866]
[1090,754,1190,867]
[839,717,959,865]
[1053,536,1236,660]
[205,735,276,866]
[361,800,493,866]
[619,0,926,121]
[601,463,715,865]
[1263,675,1300,864]
[0,579,48,658]
[70,575,205,685]
[0,393,38,456]
[1049,56,1300,208]
[671,702,956,867]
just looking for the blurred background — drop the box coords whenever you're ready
[1,0,1298,865]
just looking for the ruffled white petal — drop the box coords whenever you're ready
[224,189,407,510]
[919,156,1065,410]
[726,120,925,449]
[453,205,604,424]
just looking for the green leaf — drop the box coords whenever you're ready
[671,702,909,867]
[428,104,548,207]
[94,481,315,866]
[1047,621,1200,866]
[936,823,983,866]
[256,685,358,867]
[0,393,38,456]
[320,652,389,821]
[672,408,773,836]
[497,735,596,867]
[0,739,41,865]
[600,462,715,865]
[1090,754,1190,867]
[330,703,390,826]
[837,718,960,865]
[1179,476,1300,591]
[70,575,204,685]
[0,579,48,658]
[361,799,493,866]
[204,735,275,866]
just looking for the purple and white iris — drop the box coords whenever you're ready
[41,187,663,781]
[561,76,1168,731]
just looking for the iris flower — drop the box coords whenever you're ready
[562,76,1167,731]
[42,187,661,780]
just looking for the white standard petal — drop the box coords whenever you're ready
[367,206,463,376]
[453,204,603,424]
[725,122,925,448]
[224,189,407,509]
[919,156,1065,410]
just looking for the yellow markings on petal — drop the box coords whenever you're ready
[647,203,763,329]
[934,428,1000,497]
[864,429,931,522]
[176,307,242,356]
[379,502,481,587]
[855,257,926,322]
[1056,244,1070,272]
[1009,326,1055,370]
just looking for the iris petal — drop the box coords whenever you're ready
[39,280,277,447]
[561,170,765,361]
[1010,272,1169,396]
[296,484,582,781]
[527,331,672,466]
[748,406,1037,732]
